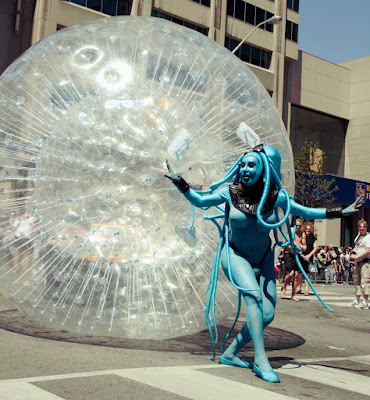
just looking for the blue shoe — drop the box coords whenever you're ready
[219,356,252,369]
[253,364,280,383]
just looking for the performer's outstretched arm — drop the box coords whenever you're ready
[278,192,364,220]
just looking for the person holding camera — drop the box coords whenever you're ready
[347,219,370,309]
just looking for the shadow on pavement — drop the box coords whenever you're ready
[269,356,370,376]
[0,309,305,355]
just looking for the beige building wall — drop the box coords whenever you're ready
[314,219,341,248]
[287,52,370,185]
[341,56,370,183]
[32,0,107,44]
[288,51,351,120]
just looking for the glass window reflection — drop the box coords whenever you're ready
[234,0,245,21]
[287,0,299,13]
[285,20,298,43]
[245,3,255,25]
[290,105,346,176]
[151,10,208,36]
[285,20,292,40]
[293,0,300,12]
[255,7,265,25]
[190,0,210,6]
[66,0,132,15]
[292,22,299,42]
[225,36,271,69]
[226,1,276,33]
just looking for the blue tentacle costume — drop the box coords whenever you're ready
[166,144,361,383]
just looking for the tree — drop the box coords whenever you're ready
[294,138,338,208]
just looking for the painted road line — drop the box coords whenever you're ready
[277,294,353,302]
[305,291,345,295]
[315,296,355,300]
[316,301,367,308]
[293,354,370,364]
[0,365,226,386]
[0,382,63,400]
[347,355,370,365]
[0,370,118,385]
[115,366,295,400]
[279,363,369,395]
[1,358,368,400]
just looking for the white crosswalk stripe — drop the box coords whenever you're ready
[279,363,369,395]
[0,356,368,400]
[115,366,292,400]
[0,382,63,400]
[278,287,365,308]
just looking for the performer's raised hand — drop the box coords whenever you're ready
[343,193,364,216]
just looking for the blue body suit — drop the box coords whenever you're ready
[166,145,361,383]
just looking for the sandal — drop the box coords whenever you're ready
[291,297,300,301]
[280,288,286,299]
[304,291,310,296]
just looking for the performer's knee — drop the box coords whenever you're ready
[263,309,275,327]
[242,291,263,304]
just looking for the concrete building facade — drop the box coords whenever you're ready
[0,0,37,75]
[3,0,370,245]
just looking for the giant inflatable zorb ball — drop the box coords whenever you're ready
[0,17,294,339]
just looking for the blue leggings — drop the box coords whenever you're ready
[220,246,276,365]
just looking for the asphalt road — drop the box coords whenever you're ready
[0,283,368,400]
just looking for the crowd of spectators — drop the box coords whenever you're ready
[276,244,355,285]
[276,218,369,310]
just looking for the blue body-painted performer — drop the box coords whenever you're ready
[165,144,362,383]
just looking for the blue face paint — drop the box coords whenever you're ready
[239,154,263,186]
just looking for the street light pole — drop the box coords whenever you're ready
[232,16,282,54]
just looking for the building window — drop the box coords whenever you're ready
[265,11,274,32]
[245,3,255,25]
[290,105,346,176]
[286,20,292,40]
[65,0,132,16]
[151,10,208,36]
[286,20,299,42]
[225,36,271,69]
[255,7,265,26]
[227,1,274,33]
[287,0,299,13]
[292,22,299,42]
[190,0,210,7]
[234,0,245,21]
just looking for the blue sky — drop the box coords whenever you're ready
[298,0,370,64]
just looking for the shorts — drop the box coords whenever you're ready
[284,253,308,273]
[354,261,370,296]
[299,257,309,274]
[284,253,298,272]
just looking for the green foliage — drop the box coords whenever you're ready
[294,138,338,208]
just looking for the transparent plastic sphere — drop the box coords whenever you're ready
[0,16,294,339]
